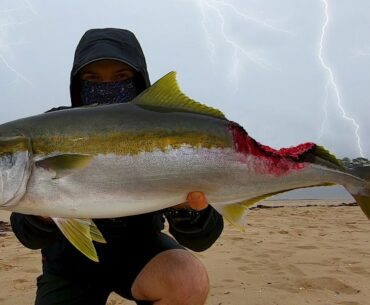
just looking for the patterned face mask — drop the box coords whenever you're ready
[80,79,137,105]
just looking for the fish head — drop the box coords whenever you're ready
[0,136,32,207]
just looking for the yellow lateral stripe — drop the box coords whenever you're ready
[0,136,30,155]
[32,131,232,156]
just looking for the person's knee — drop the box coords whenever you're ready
[183,259,209,303]
[132,249,209,305]
[161,250,209,304]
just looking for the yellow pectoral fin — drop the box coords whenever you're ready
[52,218,106,262]
[36,154,93,178]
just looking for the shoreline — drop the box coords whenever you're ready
[0,199,369,305]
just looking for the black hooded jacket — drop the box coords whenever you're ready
[10,28,223,273]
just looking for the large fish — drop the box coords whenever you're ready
[0,72,369,261]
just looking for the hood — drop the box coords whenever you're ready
[70,28,151,107]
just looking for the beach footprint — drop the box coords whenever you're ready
[347,266,370,276]
[296,277,359,295]
[0,261,14,271]
[230,257,250,264]
[295,245,318,250]
[13,278,33,291]
[286,264,305,277]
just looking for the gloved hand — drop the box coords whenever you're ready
[172,191,208,211]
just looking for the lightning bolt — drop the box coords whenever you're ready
[195,0,288,90]
[319,80,330,139]
[318,0,364,157]
[0,1,35,86]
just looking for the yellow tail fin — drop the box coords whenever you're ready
[346,166,370,220]
[353,193,370,220]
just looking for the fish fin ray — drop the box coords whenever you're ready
[132,71,226,119]
[36,154,93,178]
[52,218,105,262]
[89,221,107,244]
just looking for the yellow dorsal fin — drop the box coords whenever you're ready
[52,218,106,262]
[132,71,226,119]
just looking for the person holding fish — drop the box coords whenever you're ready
[4,25,370,305]
[10,28,223,305]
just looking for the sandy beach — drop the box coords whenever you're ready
[0,199,369,305]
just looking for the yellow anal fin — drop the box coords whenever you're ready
[132,71,226,120]
[213,202,248,232]
[241,183,336,208]
[36,154,93,178]
[52,218,106,262]
[215,183,337,231]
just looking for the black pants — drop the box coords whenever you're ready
[35,233,184,305]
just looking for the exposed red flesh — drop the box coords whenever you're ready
[229,122,315,175]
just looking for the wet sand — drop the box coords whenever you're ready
[0,199,369,305]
